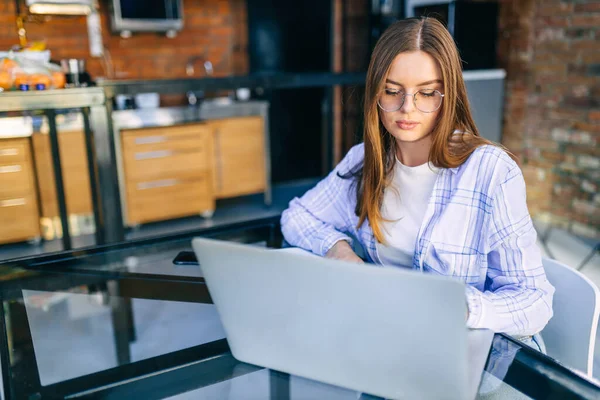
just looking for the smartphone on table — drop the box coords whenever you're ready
[172,251,199,266]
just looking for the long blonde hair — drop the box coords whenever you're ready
[348,17,506,243]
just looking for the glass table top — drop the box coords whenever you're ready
[0,218,598,399]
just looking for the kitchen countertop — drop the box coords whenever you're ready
[0,100,269,138]
[112,100,269,130]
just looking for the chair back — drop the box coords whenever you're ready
[542,257,600,377]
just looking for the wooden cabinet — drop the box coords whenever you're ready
[118,116,268,226]
[120,123,215,225]
[32,131,93,218]
[210,116,267,198]
[0,138,41,244]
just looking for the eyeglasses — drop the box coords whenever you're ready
[377,89,445,113]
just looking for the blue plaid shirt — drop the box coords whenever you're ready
[281,143,554,336]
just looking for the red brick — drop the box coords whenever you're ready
[574,3,600,13]
[563,95,597,108]
[573,122,600,133]
[582,52,600,64]
[538,3,574,16]
[572,40,600,50]
[532,63,567,75]
[548,108,588,121]
[528,138,559,150]
[538,16,570,27]
[590,111,600,121]
[572,14,600,27]
[535,40,570,54]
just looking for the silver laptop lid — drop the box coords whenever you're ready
[192,238,469,400]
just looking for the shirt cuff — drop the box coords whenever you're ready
[318,231,353,257]
[465,285,484,328]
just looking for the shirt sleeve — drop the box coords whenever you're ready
[280,144,363,256]
[466,165,555,336]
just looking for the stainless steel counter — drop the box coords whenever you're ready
[111,100,269,130]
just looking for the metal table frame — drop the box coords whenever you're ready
[0,216,283,400]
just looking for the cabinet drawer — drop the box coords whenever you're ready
[0,139,28,163]
[0,162,33,195]
[123,134,207,154]
[123,147,210,181]
[0,195,40,244]
[126,176,214,225]
[122,124,211,147]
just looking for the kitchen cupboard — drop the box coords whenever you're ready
[120,123,215,225]
[119,116,268,226]
[209,116,267,198]
[0,138,41,244]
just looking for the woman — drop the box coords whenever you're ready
[281,17,553,347]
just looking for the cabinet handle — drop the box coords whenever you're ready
[134,150,174,160]
[0,165,21,174]
[135,136,166,145]
[0,198,26,207]
[137,179,179,190]
[0,148,18,156]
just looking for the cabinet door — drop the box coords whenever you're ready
[126,175,214,225]
[214,117,266,198]
[0,138,41,244]
[32,131,93,218]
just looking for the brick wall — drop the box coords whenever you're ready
[498,0,599,239]
[0,0,247,82]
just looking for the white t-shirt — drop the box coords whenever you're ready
[376,158,439,268]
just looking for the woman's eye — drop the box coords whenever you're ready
[385,89,401,96]
[420,90,436,97]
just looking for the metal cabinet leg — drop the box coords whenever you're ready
[107,281,133,365]
[46,109,72,250]
[0,302,14,400]
[90,103,126,245]
[81,107,105,245]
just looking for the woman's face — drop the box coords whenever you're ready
[378,50,444,147]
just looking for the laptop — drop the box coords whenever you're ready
[192,238,493,400]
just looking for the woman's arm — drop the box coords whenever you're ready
[466,165,555,336]
[281,144,363,257]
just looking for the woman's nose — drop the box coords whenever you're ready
[400,93,415,113]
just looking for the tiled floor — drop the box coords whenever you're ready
[534,220,600,379]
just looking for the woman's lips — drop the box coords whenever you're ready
[395,120,419,130]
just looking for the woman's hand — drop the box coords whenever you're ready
[325,241,364,264]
